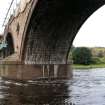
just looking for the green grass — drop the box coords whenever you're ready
[73,64,105,69]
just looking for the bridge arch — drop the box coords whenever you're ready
[21,0,105,64]
[4,32,15,57]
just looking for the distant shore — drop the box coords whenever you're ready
[72,64,105,69]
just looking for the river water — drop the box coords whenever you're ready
[0,65,105,105]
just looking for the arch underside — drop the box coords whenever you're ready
[23,0,105,64]
[4,33,14,58]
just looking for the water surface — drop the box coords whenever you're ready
[0,65,104,105]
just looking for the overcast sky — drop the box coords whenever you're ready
[0,1,105,47]
[0,0,20,34]
[73,5,105,47]
[0,0,11,33]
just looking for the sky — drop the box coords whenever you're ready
[73,5,105,47]
[0,1,105,47]
[0,0,20,34]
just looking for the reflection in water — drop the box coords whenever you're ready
[0,65,104,105]
[0,80,71,105]
[0,64,74,105]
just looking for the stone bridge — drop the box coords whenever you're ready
[2,0,105,64]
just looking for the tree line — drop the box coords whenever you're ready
[70,47,105,65]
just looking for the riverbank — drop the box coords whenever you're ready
[73,64,105,69]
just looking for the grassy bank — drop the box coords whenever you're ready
[73,64,105,69]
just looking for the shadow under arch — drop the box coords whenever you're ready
[4,33,14,57]
[22,0,105,64]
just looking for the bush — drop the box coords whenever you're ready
[91,57,101,64]
[72,47,92,65]
[91,57,105,64]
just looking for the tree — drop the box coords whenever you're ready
[72,47,92,65]
[97,51,104,58]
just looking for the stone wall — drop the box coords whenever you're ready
[4,0,36,61]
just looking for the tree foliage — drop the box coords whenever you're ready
[72,47,92,65]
